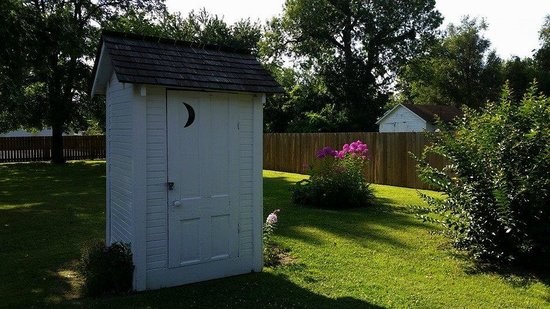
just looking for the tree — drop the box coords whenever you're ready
[497,15,550,102]
[533,15,550,96]
[501,57,537,103]
[0,0,166,163]
[0,0,35,133]
[263,0,442,131]
[398,17,503,109]
[106,8,262,52]
[265,69,346,133]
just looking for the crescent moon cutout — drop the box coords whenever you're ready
[183,102,195,128]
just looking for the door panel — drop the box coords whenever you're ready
[167,91,239,269]
[177,218,200,265]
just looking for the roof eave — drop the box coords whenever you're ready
[115,76,285,95]
[91,44,114,97]
[376,103,403,124]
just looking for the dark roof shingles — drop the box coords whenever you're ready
[101,31,284,94]
[402,104,462,123]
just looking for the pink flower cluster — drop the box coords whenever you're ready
[316,140,369,160]
[336,140,369,159]
[266,209,280,225]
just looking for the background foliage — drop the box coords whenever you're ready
[417,84,550,265]
[397,17,502,109]
[262,0,442,132]
[2,1,550,152]
[0,0,166,162]
[397,15,550,109]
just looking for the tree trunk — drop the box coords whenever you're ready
[49,75,66,164]
[51,123,65,164]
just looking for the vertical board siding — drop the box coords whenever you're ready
[263,132,444,190]
[106,76,134,244]
[0,136,105,163]
[237,97,255,256]
[379,106,428,132]
[145,87,168,271]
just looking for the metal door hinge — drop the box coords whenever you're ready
[167,182,175,191]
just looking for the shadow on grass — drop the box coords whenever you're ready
[78,272,383,308]
[0,162,106,307]
[449,249,550,290]
[0,163,384,307]
[264,175,434,249]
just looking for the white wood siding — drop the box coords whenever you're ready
[251,95,264,271]
[237,96,255,259]
[106,74,134,244]
[379,106,428,132]
[145,86,168,271]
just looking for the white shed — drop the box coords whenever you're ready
[376,104,462,132]
[91,31,283,291]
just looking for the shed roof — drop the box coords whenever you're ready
[91,31,284,95]
[376,103,462,125]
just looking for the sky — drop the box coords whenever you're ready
[165,0,550,59]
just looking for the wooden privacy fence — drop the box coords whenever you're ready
[2,133,441,189]
[0,136,105,163]
[264,132,444,190]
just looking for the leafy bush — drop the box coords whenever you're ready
[292,141,373,209]
[417,85,550,265]
[79,240,135,296]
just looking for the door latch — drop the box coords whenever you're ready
[167,182,175,191]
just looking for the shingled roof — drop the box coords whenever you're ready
[402,104,462,123]
[376,103,463,126]
[91,31,284,95]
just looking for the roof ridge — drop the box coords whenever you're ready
[101,30,253,55]
[92,30,284,94]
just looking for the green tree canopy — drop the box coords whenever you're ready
[262,0,442,132]
[106,8,262,52]
[0,2,263,163]
[533,15,550,96]
[0,0,166,163]
[397,17,503,108]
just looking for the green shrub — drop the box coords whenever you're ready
[417,84,550,265]
[79,240,135,296]
[292,141,373,209]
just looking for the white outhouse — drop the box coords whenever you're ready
[91,31,283,290]
[376,104,462,132]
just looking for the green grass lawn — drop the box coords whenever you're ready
[0,162,548,308]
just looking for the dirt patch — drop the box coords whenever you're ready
[265,244,295,267]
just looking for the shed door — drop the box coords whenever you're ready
[167,90,239,269]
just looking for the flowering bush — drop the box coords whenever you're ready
[292,140,373,209]
[263,209,281,266]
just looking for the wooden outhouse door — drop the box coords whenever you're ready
[166,90,240,274]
